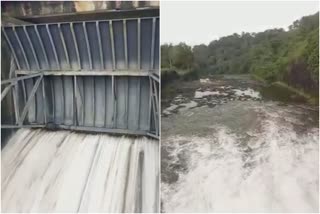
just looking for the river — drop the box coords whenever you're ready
[161,75,319,213]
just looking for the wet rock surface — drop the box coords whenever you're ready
[162,76,263,117]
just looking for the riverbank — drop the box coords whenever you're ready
[251,74,318,106]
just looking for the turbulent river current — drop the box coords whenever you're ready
[161,75,319,213]
[2,129,159,212]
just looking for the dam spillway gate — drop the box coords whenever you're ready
[1,17,160,139]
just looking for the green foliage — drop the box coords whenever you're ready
[161,69,180,87]
[181,69,199,81]
[304,28,319,80]
[161,12,319,94]
[161,44,174,69]
[161,43,194,70]
[193,44,209,69]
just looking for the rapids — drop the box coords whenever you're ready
[161,76,318,213]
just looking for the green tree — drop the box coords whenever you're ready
[161,12,319,93]
[172,43,194,70]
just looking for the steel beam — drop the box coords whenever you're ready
[82,77,86,125]
[73,76,78,125]
[137,18,141,70]
[12,84,20,124]
[13,27,30,70]
[46,24,60,70]
[9,57,16,78]
[24,26,40,70]
[1,84,12,101]
[1,124,45,129]
[50,76,56,122]
[104,77,107,127]
[147,132,159,140]
[126,77,129,129]
[57,124,149,137]
[123,20,128,69]
[70,22,81,69]
[152,79,159,135]
[151,18,156,70]
[93,77,96,127]
[96,21,104,70]
[2,28,21,70]
[74,76,84,125]
[16,70,151,77]
[58,23,71,69]
[18,75,43,125]
[21,79,27,104]
[150,80,158,134]
[4,16,158,28]
[112,76,116,128]
[150,73,159,82]
[109,20,116,70]
[42,77,47,124]
[148,77,152,131]
[61,76,66,124]
[152,80,159,112]
[83,22,92,70]
[2,73,42,84]
[137,78,141,130]
[34,25,49,68]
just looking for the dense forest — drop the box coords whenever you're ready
[161,12,319,96]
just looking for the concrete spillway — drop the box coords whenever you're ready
[1,129,159,212]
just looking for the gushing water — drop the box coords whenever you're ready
[162,103,319,213]
[2,129,159,213]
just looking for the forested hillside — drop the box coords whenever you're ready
[161,12,319,95]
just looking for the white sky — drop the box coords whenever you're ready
[160,1,319,46]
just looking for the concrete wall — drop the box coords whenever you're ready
[2,1,159,17]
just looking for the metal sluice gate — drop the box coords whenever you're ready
[1,17,160,139]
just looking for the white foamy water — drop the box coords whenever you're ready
[2,129,159,213]
[233,88,261,98]
[200,78,211,84]
[163,104,179,115]
[162,119,319,212]
[195,90,227,98]
[178,101,198,112]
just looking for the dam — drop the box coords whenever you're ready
[1,2,159,212]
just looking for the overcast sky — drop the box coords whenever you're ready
[160,1,319,46]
